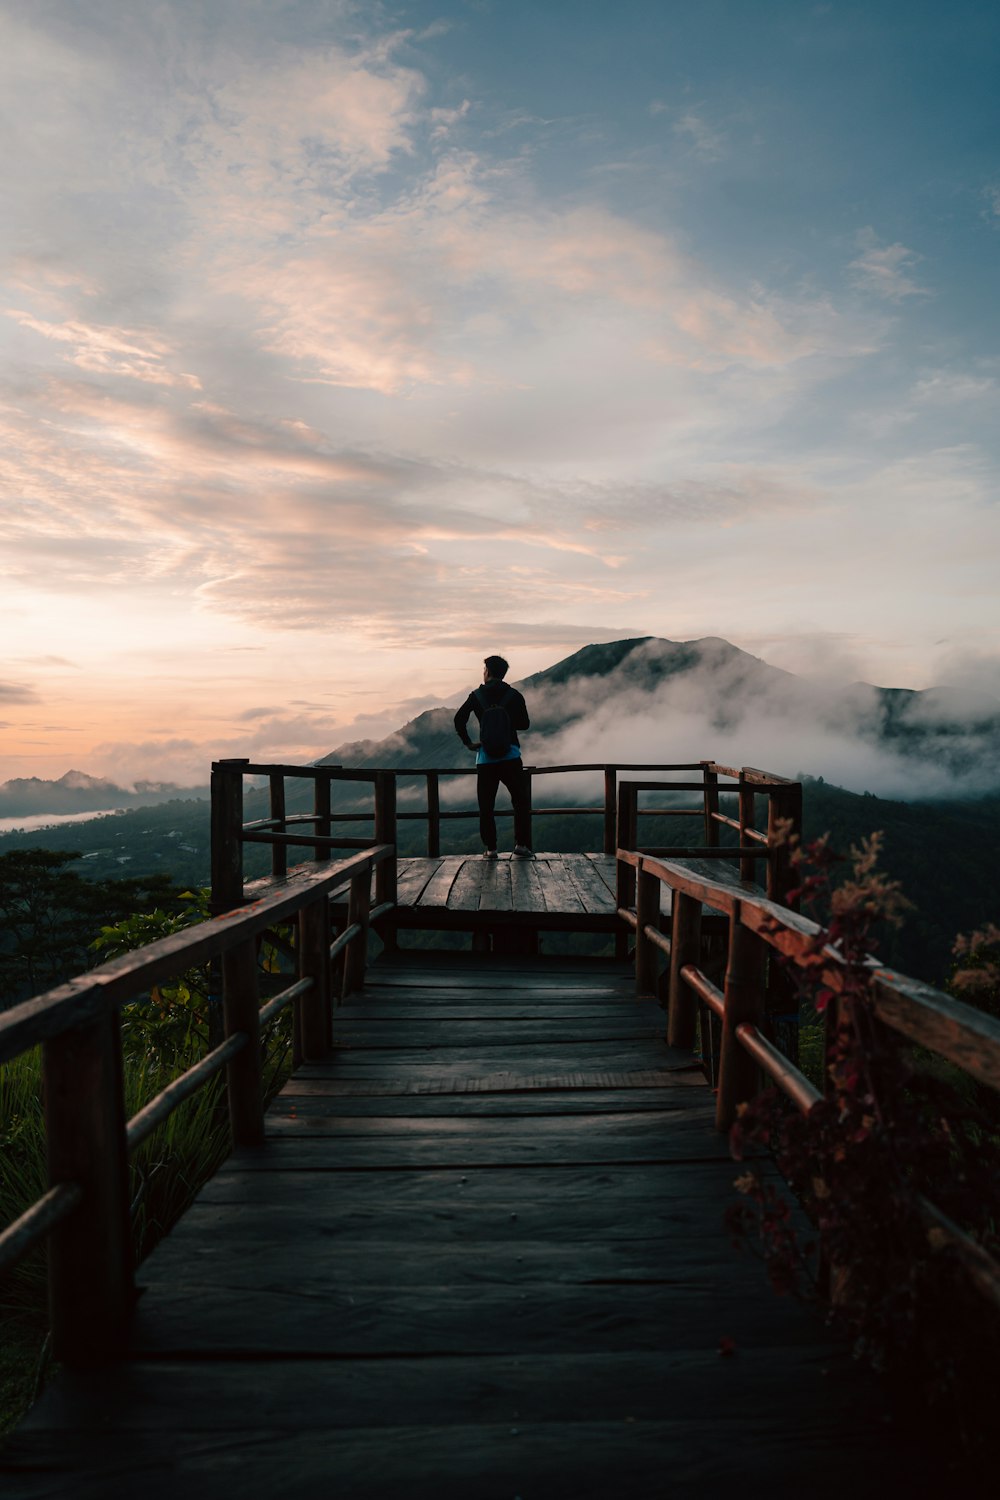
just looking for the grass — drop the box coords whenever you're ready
[0,992,293,1438]
[0,1323,50,1442]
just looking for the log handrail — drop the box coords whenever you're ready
[630,850,1000,1091]
[619,847,1000,1312]
[0,845,394,1362]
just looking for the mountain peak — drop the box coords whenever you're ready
[522,635,780,695]
[521,637,653,687]
[58,769,119,791]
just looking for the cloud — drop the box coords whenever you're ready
[982,184,1000,223]
[3,358,825,640]
[430,99,472,141]
[849,228,929,301]
[6,310,201,388]
[0,680,39,703]
[930,647,1000,703]
[911,370,998,406]
[15,654,80,668]
[673,110,725,160]
[525,639,999,800]
[178,125,869,398]
[423,622,646,651]
[87,696,453,785]
[736,631,871,683]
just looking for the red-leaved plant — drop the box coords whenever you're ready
[725,832,1000,1461]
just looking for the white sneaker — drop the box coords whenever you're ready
[513,845,535,859]
[483,849,498,860]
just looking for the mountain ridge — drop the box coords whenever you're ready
[6,636,999,817]
[0,770,210,819]
[315,635,999,795]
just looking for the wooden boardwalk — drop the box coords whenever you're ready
[6,952,918,1498]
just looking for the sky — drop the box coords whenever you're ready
[2,0,998,787]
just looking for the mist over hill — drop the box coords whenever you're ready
[7,637,997,824]
[3,627,998,988]
[3,635,996,988]
[319,636,1000,798]
[0,770,210,819]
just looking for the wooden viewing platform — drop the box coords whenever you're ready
[2,758,996,1494]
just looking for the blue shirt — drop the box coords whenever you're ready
[476,745,522,766]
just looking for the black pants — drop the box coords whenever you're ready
[477,759,531,849]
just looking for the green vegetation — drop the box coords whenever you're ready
[1,896,294,1436]
[0,849,190,1008]
[0,800,215,889]
[728,837,1000,1470]
[799,780,1000,984]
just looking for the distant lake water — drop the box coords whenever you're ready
[0,808,126,835]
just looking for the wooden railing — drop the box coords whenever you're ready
[613,763,802,917]
[616,848,1000,1312]
[213,758,801,896]
[0,845,393,1365]
[210,761,399,913]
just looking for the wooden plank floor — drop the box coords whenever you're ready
[394,853,760,935]
[5,954,922,1498]
[396,852,621,929]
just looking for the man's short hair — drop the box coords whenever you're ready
[484,654,509,679]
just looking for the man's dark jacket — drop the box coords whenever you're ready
[454,680,530,751]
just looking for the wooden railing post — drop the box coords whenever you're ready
[716,902,766,1131]
[43,1013,134,1363]
[767,783,803,909]
[524,766,534,852]
[667,890,702,1049]
[738,775,755,882]
[343,868,371,998]
[298,894,332,1060]
[615,783,637,962]
[702,763,719,849]
[426,772,440,857]
[222,938,264,1145]
[210,758,248,914]
[635,862,660,999]
[269,773,287,879]
[314,774,332,865]
[615,783,637,911]
[375,772,397,907]
[603,766,617,855]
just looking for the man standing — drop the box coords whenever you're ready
[454,655,534,859]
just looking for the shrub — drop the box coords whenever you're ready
[726,834,1000,1466]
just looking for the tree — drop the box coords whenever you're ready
[0,850,186,1007]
